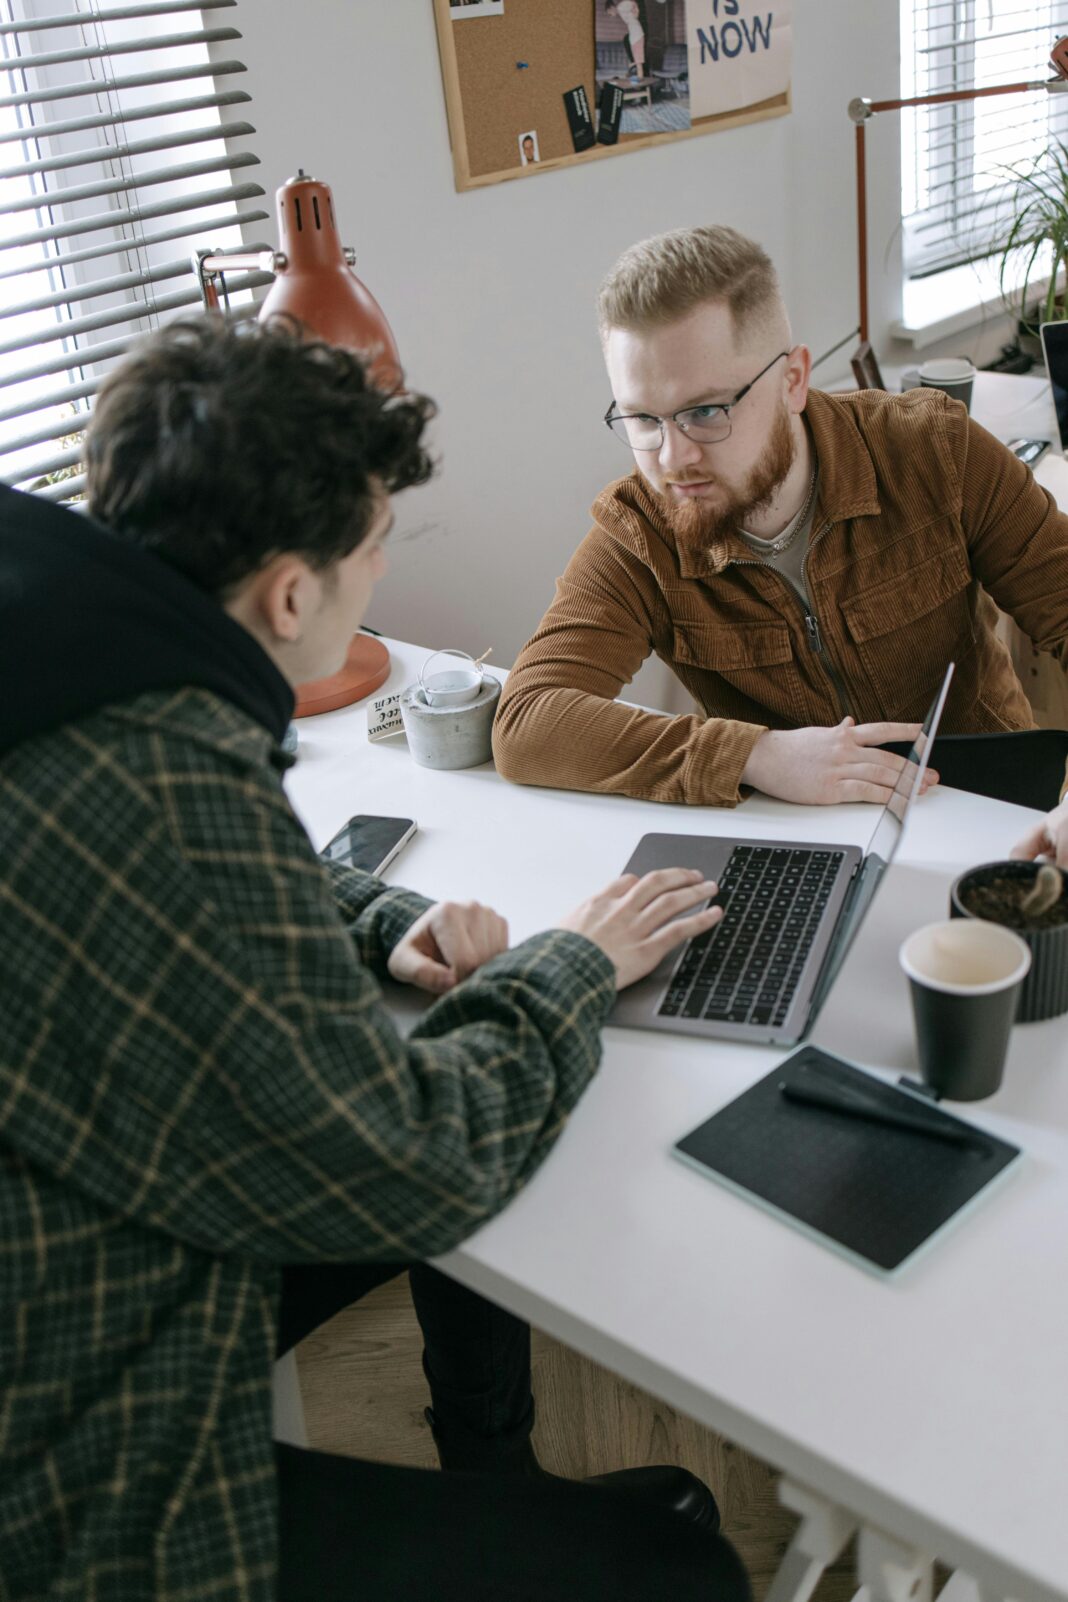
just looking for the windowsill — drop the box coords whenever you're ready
[893,256,1058,349]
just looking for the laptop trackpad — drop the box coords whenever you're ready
[621,832,734,884]
[621,832,734,984]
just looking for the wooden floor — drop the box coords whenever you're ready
[295,1274,859,1600]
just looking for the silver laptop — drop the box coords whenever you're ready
[610,664,954,1046]
[1040,320,1068,454]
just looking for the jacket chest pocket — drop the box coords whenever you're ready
[672,620,810,723]
[838,543,975,718]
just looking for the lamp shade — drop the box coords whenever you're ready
[258,172,403,393]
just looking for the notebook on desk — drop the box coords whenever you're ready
[609,665,954,1047]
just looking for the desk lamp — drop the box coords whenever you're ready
[195,171,401,714]
[847,37,1068,387]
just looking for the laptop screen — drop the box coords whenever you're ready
[808,663,955,1014]
[1041,321,1068,454]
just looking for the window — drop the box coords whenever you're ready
[0,0,270,502]
[900,1,1068,282]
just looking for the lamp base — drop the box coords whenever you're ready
[293,634,390,717]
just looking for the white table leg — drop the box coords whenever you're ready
[763,1481,858,1602]
[936,1572,1020,1602]
[856,1526,933,1602]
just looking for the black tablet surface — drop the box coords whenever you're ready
[675,1046,1022,1275]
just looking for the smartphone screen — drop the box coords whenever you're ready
[320,814,417,875]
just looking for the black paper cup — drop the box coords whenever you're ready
[899,920,1031,1100]
[918,357,975,412]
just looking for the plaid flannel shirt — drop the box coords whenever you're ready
[0,687,615,1601]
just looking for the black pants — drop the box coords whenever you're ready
[276,1262,751,1601]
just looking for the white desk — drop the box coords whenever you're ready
[286,638,1068,1602]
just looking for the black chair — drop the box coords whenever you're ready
[881,729,1068,812]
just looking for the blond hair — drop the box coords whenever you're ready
[597,225,785,344]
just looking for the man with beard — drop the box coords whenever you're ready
[493,224,1068,862]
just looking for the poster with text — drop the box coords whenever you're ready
[684,0,791,122]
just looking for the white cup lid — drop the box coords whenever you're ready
[899,919,1031,995]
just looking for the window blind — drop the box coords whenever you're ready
[0,0,272,502]
[902,0,1068,278]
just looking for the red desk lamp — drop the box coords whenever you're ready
[847,38,1068,387]
[195,171,401,714]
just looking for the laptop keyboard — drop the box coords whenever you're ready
[657,845,845,1030]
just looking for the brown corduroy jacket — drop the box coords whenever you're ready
[493,387,1068,807]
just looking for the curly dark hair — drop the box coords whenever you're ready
[86,316,436,594]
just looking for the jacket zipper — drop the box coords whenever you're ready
[799,521,853,719]
[728,520,854,721]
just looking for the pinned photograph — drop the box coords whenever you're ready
[518,128,540,166]
[595,0,690,135]
[450,0,504,17]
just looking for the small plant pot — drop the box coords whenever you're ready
[950,861,1068,1023]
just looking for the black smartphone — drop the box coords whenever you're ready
[1007,437,1051,467]
[320,814,417,875]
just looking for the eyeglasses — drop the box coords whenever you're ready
[603,350,789,451]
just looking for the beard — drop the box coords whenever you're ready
[650,402,797,554]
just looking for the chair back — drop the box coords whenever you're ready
[881,729,1068,812]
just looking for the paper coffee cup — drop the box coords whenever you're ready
[918,357,976,413]
[899,920,1030,1100]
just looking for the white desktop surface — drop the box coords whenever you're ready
[285,637,1068,1602]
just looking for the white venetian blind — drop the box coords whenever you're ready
[0,0,272,502]
[901,0,1068,278]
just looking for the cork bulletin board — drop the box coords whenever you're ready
[433,0,791,192]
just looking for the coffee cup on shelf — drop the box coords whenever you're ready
[918,357,976,412]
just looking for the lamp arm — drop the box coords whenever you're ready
[850,51,1068,346]
[193,244,362,311]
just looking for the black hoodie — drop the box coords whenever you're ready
[0,484,293,758]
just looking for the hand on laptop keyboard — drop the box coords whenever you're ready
[557,867,722,989]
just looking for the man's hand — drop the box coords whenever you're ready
[388,900,509,994]
[557,867,722,990]
[741,717,940,805]
[1010,796,1068,869]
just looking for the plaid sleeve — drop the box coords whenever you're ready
[2,733,616,1265]
[321,856,433,973]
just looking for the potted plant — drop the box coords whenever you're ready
[994,138,1068,349]
[950,861,1068,1021]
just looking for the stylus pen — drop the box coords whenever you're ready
[778,1081,986,1152]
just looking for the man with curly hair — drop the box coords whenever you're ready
[0,318,749,1602]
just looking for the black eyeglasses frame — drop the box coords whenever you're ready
[603,349,791,450]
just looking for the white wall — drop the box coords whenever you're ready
[236,2,907,704]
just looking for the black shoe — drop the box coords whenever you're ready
[585,1464,720,1534]
[424,1409,720,1534]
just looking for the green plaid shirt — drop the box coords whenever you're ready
[0,687,615,1601]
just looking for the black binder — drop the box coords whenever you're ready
[675,1046,1021,1275]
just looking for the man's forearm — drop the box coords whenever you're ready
[493,681,765,807]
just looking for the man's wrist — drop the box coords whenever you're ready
[739,728,771,790]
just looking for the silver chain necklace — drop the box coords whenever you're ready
[760,467,818,556]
